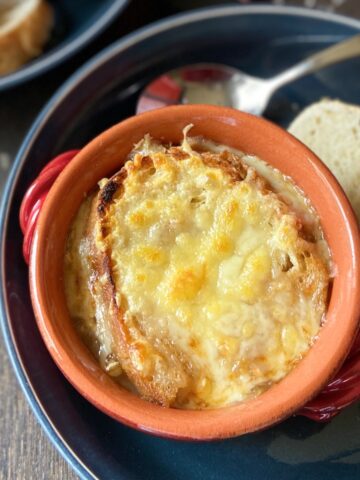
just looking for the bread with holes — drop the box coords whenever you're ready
[289,99,360,222]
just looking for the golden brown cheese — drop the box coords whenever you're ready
[64,131,330,409]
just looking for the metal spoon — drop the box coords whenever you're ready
[136,34,360,115]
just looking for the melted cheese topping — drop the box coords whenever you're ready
[65,133,330,409]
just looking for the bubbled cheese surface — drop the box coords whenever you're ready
[90,135,329,408]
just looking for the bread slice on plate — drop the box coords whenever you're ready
[0,0,53,75]
[289,99,360,222]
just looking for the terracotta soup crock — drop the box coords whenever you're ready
[27,105,360,440]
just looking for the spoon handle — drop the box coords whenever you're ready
[270,34,360,90]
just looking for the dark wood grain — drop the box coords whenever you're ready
[0,339,77,480]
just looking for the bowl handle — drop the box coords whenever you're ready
[19,149,360,422]
[19,150,80,264]
[298,339,360,421]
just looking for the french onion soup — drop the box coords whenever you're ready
[64,127,331,409]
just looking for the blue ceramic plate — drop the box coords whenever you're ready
[1,5,360,479]
[0,0,129,91]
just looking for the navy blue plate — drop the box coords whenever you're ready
[0,0,129,91]
[1,5,360,479]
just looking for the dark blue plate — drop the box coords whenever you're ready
[1,5,360,479]
[0,0,129,91]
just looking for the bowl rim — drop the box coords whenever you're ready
[0,0,129,91]
[29,104,360,440]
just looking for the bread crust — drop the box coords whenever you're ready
[0,0,53,75]
[87,181,189,406]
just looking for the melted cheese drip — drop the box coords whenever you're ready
[88,139,329,408]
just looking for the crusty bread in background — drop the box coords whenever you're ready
[288,99,360,222]
[0,0,53,75]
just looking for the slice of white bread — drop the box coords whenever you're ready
[0,0,53,75]
[288,99,360,222]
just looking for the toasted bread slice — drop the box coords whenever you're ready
[288,99,360,222]
[79,136,329,408]
[0,0,53,75]
[87,178,190,406]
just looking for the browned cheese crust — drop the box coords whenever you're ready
[80,147,329,406]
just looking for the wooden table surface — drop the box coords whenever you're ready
[0,350,76,479]
[1,1,360,479]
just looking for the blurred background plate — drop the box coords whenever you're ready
[1,4,360,480]
[0,0,129,91]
